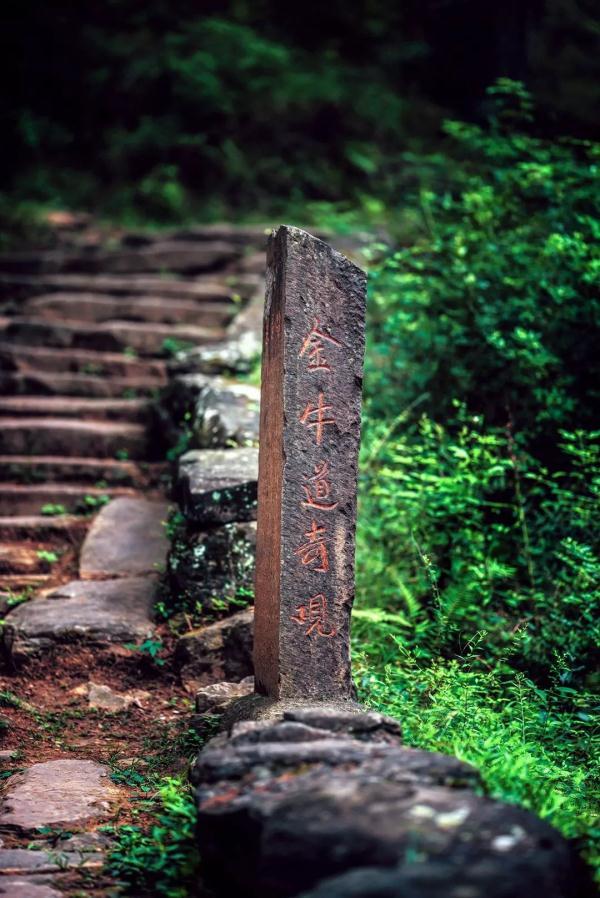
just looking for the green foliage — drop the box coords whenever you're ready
[355,83,599,875]
[40,503,67,517]
[124,638,166,667]
[107,777,199,897]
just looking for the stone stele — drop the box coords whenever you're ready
[253,225,367,701]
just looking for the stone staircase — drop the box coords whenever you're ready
[0,221,264,597]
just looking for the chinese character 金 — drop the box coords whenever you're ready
[302,460,338,512]
[294,520,329,573]
[291,593,337,638]
[299,318,341,372]
[299,392,335,445]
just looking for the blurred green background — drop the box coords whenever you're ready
[1,0,598,220]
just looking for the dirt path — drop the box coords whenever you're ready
[0,218,265,897]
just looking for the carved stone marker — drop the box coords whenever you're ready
[254,226,367,700]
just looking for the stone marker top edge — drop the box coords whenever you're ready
[272,225,367,281]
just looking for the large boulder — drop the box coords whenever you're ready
[192,708,593,898]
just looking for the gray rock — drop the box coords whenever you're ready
[191,711,592,898]
[0,881,64,898]
[0,760,119,831]
[84,681,151,711]
[79,497,170,578]
[167,521,256,614]
[2,578,156,657]
[195,677,254,713]
[177,447,258,526]
[175,608,254,690]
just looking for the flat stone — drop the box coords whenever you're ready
[0,760,119,831]
[79,497,170,578]
[0,396,148,422]
[177,448,258,526]
[0,483,139,516]
[0,881,63,898]
[195,677,254,713]
[0,515,88,543]
[167,521,256,614]
[25,293,235,327]
[5,318,223,357]
[0,342,166,378]
[86,681,151,711]
[0,842,102,874]
[0,418,147,459]
[175,608,254,690]
[2,578,156,657]
[0,272,236,301]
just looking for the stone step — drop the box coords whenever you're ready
[2,578,157,658]
[0,343,166,379]
[0,542,61,575]
[0,272,240,301]
[0,573,50,591]
[0,456,164,487]
[23,292,237,326]
[0,514,88,543]
[0,483,141,516]
[0,240,239,275]
[0,418,148,458]
[3,317,224,357]
[0,370,164,398]
[0,395,150,423]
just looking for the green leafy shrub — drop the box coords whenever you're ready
[355,82,599,874]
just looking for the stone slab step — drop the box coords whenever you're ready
[177,447,258,526]
[0,370,165,398]
[0,759,120,830]
[0,542,60,575]
[0,484,141,516]
[0,342,167,378]
[79,497,170,579]
[0,240,239,275]
[0,395,149,422]
[0,418,148,458]
[3,317,224,357]
[0,456,164,487]
[24,292,236,326]
[2,577,157,657]
[0,515,88,543]
[0,272,238,301]
[0,573,50,591]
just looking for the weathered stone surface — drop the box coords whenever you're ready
[79,681,151,711]
[0,342,166,379]
[25,293,235,327]
[0,760,118,831]
[195,677,254,713]
[79,497,170,578]
[0,395,149,422]
[175,608,254,690]
[192,711,592,898]
[167,521,256,614]
[0,881,63,898]
[2,577,156,657]
[0,456,163,488]
[0,272,236,301]
[254,226,367,701]
[170,332,260,377]
[0,483,138,516]
[0,840,103,874]
[4,317,222,357]
[0,418,147,459]
[176,448,258,526]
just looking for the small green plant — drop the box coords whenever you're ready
[40,503,67,516]
[124,638,166,666]
[107,776,199,897]
[115,449,130,461]
[123,346,138,359]
[161,338,195,358]
[76,494,111,513]
[36,550,59,564]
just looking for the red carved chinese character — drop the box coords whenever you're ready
[302,460,338,512]
[299,393,335,445]
[291,593,337,638]
[299,318,341,372]
[294,520,329,572]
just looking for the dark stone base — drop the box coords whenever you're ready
[192,702,594,898]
